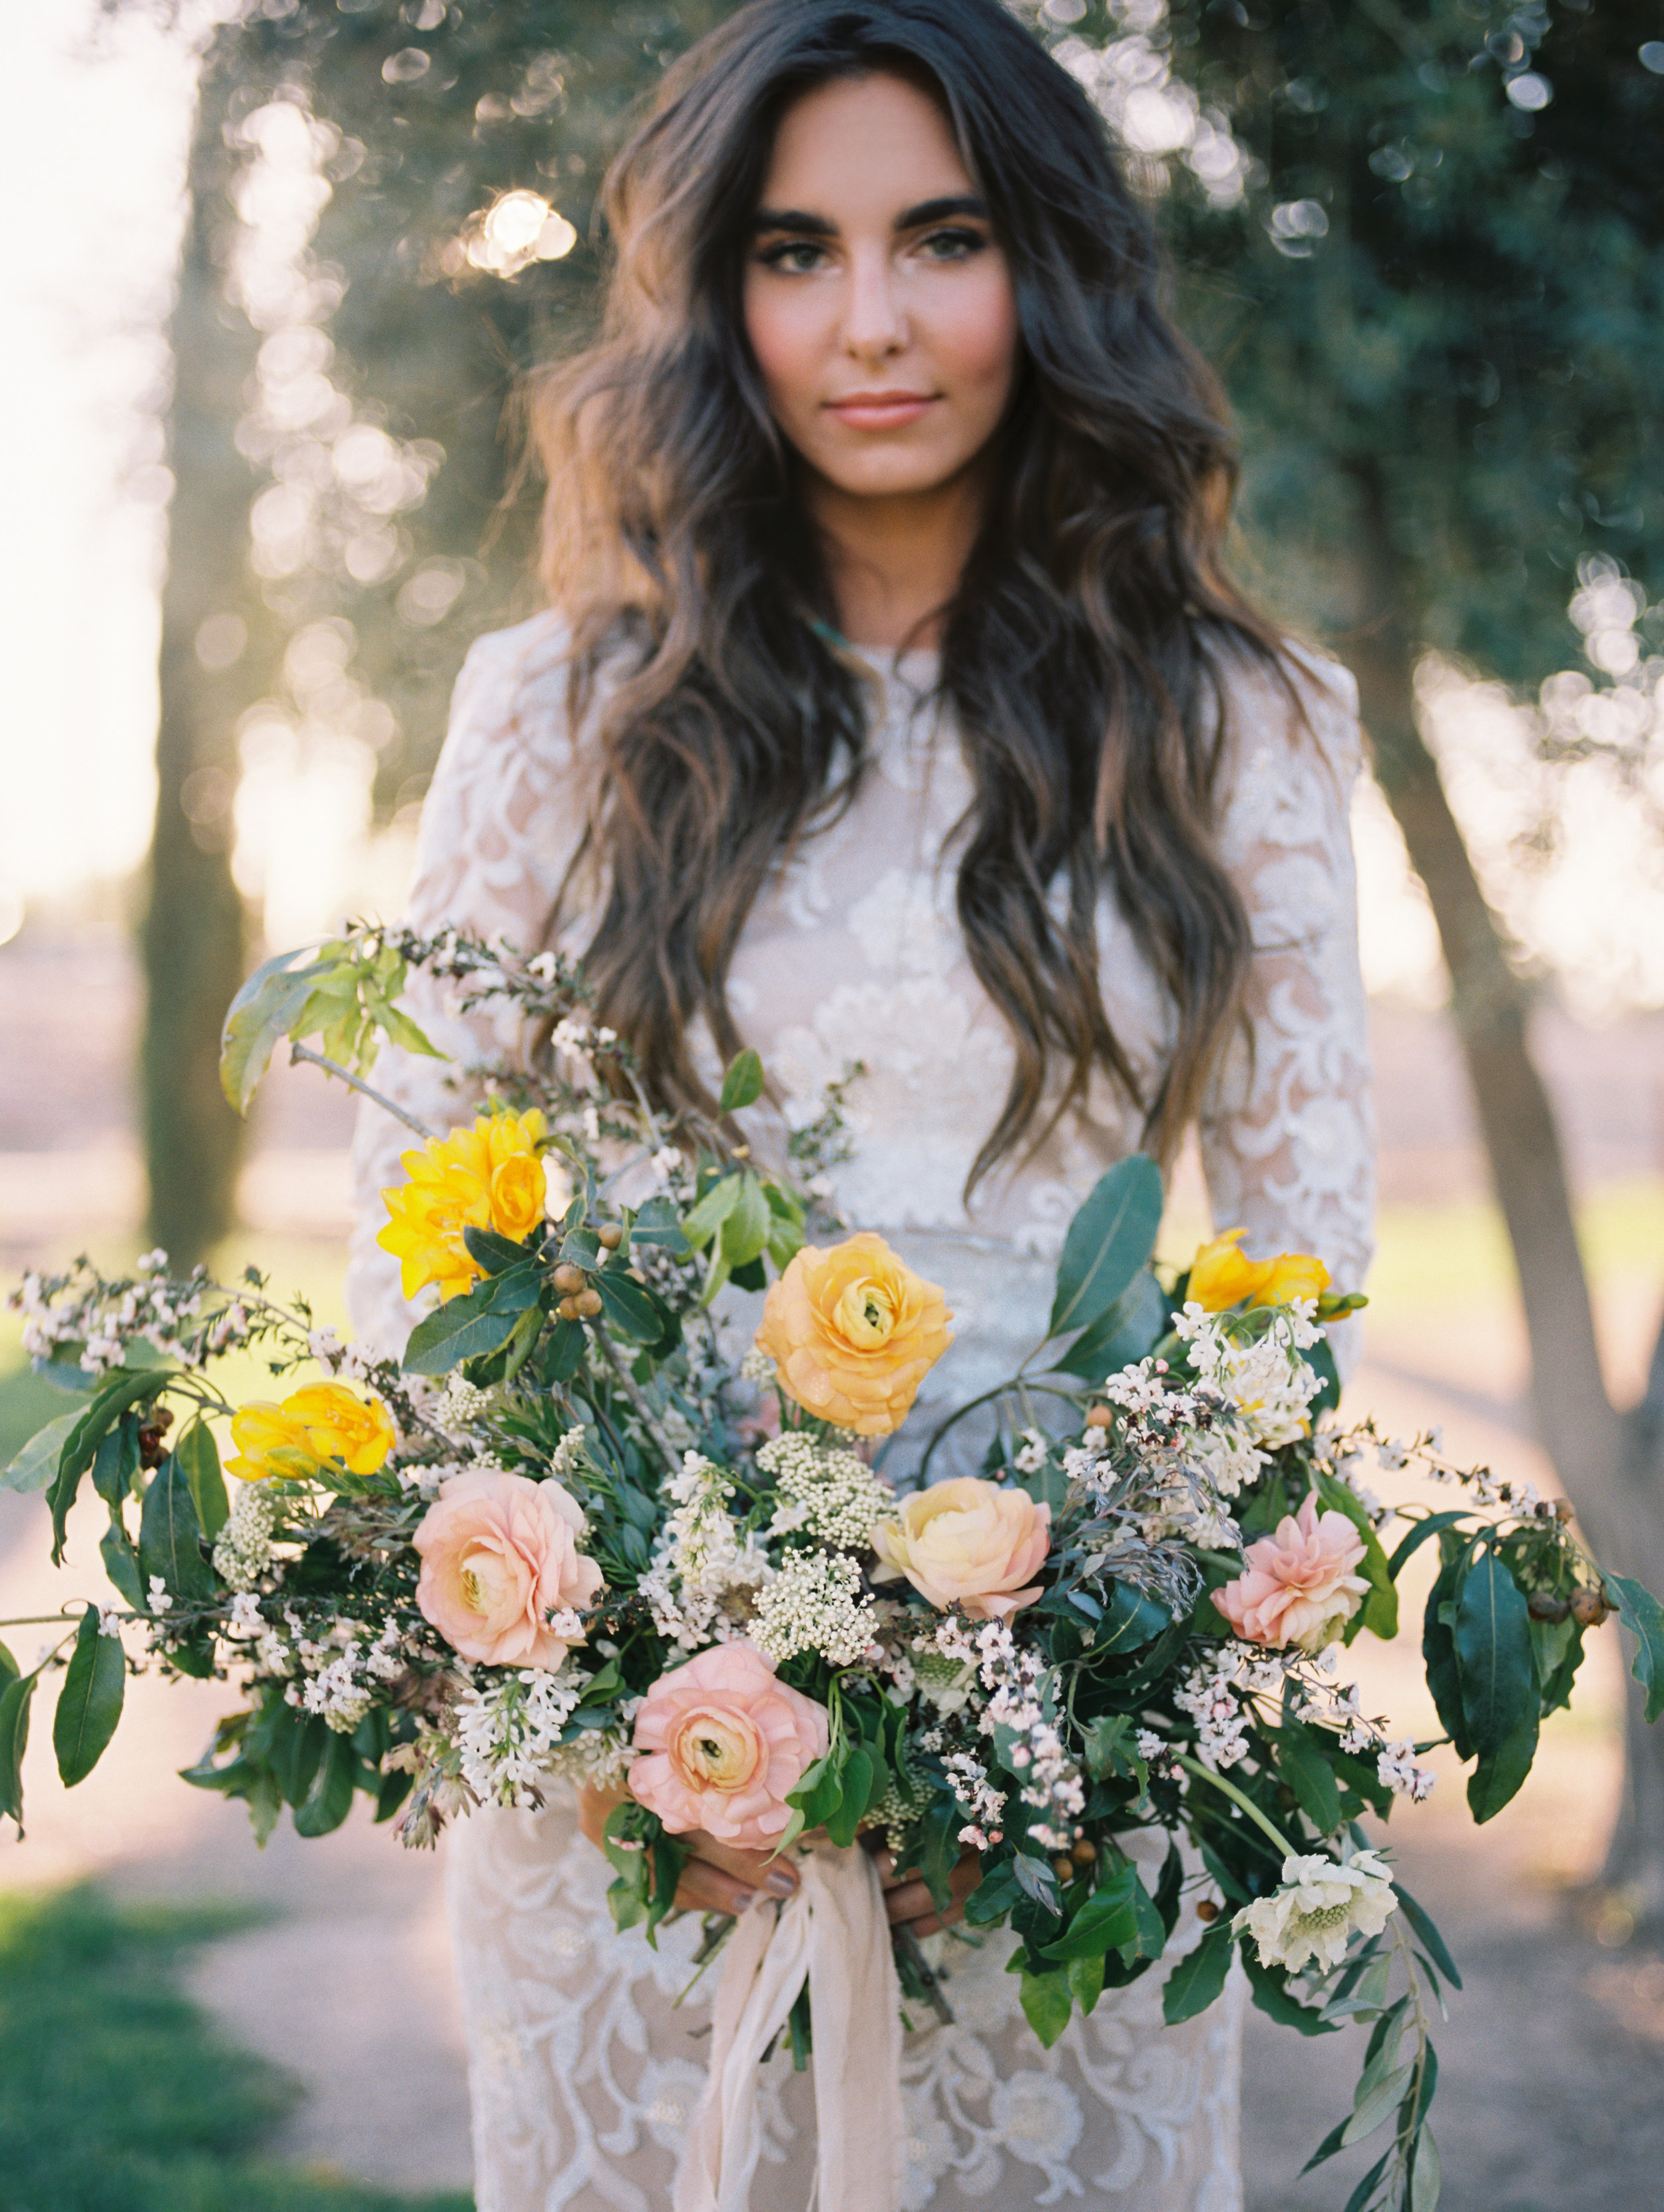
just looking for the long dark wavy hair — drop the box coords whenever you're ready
[532,0,1297,1192]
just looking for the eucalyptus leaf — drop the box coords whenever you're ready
[1046,1156,1163,1341]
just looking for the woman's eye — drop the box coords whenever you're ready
[917,226,987,262]
[757,239,828,274]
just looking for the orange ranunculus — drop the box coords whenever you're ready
[1188,1228,1331,1313]
[225,1402,325,1484]
[377,1108,548,1301]
[284,1381,397,1474]
[753,1231,953,1438]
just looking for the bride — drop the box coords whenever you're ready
[346,2,1372,2205]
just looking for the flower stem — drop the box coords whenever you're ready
[1175,1753,1302,1861]
[288,1043,440,1140]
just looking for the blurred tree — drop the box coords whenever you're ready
[1022,0,1664,1896]
[132,0,725,1259]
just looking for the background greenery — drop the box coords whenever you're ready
[0,1884,471,2212]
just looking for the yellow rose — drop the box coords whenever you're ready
[377,1108,548,1301]
[1188,1228,1330,1313]
[225,1402,325,1484]
[873,1478,1052,1620]
[284,1381,397,1474]
[753,1231,954,1438]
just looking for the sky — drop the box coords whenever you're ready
[0,0,1659,1022]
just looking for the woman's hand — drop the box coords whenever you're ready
[869,1839,983,1938]
[575,1782,800,1917]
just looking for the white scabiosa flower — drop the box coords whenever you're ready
[1233,1849,1397,1974]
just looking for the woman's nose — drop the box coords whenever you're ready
[841,246,907,362]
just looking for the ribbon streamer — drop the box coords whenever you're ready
[674,1838,904,2212]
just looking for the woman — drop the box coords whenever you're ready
[346,3,1373,2206]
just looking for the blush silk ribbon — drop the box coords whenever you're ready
[672,1836,905,2212]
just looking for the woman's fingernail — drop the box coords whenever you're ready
[764,1869,797,1897]
[731,1886,758,1912]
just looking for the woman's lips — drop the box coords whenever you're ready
[824,391,938,430]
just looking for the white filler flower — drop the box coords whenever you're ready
[1233,1849,1397,1974]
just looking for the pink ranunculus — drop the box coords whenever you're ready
[627,1641,829,1849]
[413,1467,603,1669]
[1212,1494,1371,1655]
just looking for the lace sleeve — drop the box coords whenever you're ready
[344,613,584,1351]
[1197,646,1376,1367]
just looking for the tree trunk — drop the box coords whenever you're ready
[140,45,258,1266]
[1341,462,1664,1898]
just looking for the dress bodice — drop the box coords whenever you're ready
[345,612,1374,1388]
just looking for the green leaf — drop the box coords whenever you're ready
[1454,1550,1538,1759]
[1315,1470,1397,1640]
[0,1669,38,1829]
[680,1173,743,1249]
[292,1728,356,1837]
[1092,1579,1173,1657]
[823,1746,873,1848]
[1275,1723,1342,1835]
[718,1047,765,1114]
[45,1369,178,1563]
[53,1606,126,1787]
[1241,1952,1339,2035]
[1341,2061,1415,2146]
[1161,1922,1235,2024]
[720,1173,771,1269]
[630,1196,690,1255]
[1019,1966,1074,2047]
[1410,2125,1442,2211]
[100,1521,144,1610]
[219,949,333,1114]
[137,1455,213,1604]
[1046,1156,1163,1341]
[1605,1572,1664,1725]
[402,1263,540,1373]
[463,1223,536,1275]
[175,1420,229,1540]
[1392,1884,1462,1990]
[1047,1271,1166,1381]
[1,1408,83,1496]
[1067,1950,1105,2017]
[1385,1510,1470,1580]
[1422,1544,1473,1759]
[1039,1865,1139,1962]
[91,1419,140,1510]
[0,1642,16,1689]
[1467,1711,1539,1824]
[594,1269,667,1345]
[1342,2154,1392,2212]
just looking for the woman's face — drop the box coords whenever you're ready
[742,71,1021,505]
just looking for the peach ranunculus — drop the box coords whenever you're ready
[1188,1228,1331,1314]
[753,1231,953,1437]
[627,1641,829,1849]
[224,1402,325,1484]
[377,1108,549,1303]
[413,1466,602,1669]
[282,1381,397,1474]
[1211,1494,1370,1655]
[873,1478,1052,1621]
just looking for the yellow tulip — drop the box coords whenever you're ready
[1188,1228,1330,1313]
[284,1381,397,1474]
[377,1108,548,1301]
[225,1402,325,1484]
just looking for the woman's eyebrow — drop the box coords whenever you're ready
[895,194,988,230]
[750,206,837,237]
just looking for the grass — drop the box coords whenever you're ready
[0,1884,473,2212]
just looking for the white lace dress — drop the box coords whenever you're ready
[345,614,1375,2212]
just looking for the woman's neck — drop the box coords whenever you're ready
[805,463,988,650]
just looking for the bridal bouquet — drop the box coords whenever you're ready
[7,923,1663,2212]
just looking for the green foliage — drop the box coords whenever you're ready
[1606,1572,1664,1725]
[53,1607,127,1789]
[1044,1155,1163,1344]
[1161,1922,1235,2025]
[0,1883,473,2211]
